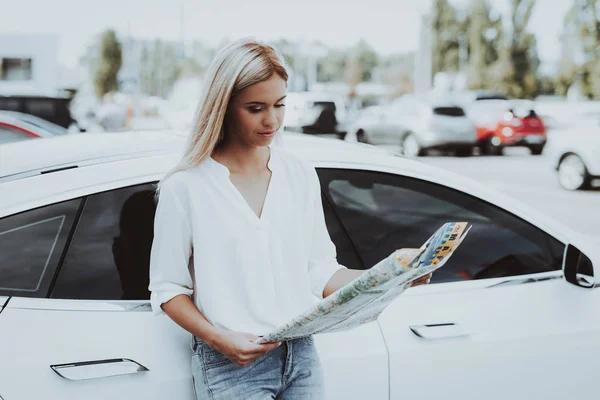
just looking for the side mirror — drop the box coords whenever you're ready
[562,243,596,289]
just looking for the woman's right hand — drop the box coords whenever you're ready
[210,330,281,367]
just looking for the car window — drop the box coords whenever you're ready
[51,183,157,300]
[0,199,81,297]
[0,125,32,144]
[317,168,565,284]
[0,97,20,111]
[321,192,363,270]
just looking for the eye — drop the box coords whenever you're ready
[275,104,286,108]
[248,107,263,113]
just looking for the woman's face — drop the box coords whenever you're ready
[225,74,287,147]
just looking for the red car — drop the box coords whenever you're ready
[0,111,69,145]
[468,100,547,155]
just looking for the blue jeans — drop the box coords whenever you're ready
[191,336,325,399]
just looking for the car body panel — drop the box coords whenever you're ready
[380,268,600,399]
[0,297,194,400]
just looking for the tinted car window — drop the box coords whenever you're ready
[0,96,74,128]
[318,169,564,283]
[51,184,157,300]
[321,193,363,270]
[0,199,81,297]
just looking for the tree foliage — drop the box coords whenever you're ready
[94,30,122,99]
[559,0,600,98]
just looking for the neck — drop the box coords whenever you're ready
[214,138,270,174]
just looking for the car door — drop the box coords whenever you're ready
[318,167,600,400]
[314,195,389,399]
[0,183,193,400]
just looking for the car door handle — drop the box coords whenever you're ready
[51,358,149,381]
[409,323,469,340]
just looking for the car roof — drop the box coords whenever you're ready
[0,130,392,182]
[0,129,189,180]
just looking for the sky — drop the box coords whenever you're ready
[0,0,573,70]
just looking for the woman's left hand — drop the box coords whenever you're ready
[410,272,432,287]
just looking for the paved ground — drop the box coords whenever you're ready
[411,147,600,238]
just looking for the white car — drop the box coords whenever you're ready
[544,120,600,190]
[346,95,477,157]
[0,131,598,400]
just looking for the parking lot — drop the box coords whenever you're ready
[413,147,600,239]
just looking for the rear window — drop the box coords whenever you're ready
[310,101,336,112]
[512,108,538,119]
[433,107,466,117]
[0,98,20,111]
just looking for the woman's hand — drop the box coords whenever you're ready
[410,272,432,287]
[210,330,281,367]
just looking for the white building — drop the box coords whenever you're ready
[0,34,60,95]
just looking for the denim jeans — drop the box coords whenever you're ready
[191,335,325,399]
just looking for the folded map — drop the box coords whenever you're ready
[255,221,470,344]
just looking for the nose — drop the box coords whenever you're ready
[262,108,278,129]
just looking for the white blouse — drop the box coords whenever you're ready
[148,144,347,335]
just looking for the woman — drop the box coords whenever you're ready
[149,38,431,399]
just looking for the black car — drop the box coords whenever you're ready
[0,95,79,130]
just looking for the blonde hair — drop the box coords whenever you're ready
[157,38,289,193]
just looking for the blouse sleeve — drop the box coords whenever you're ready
[148,179,194,315]
[306,165,347,299]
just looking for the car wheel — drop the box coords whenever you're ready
[400,133,423,157]
[483,137,502,156]
[558,154,591,190]
[529,144,545,155]
[356,129,370,144]
[454,147,473,157]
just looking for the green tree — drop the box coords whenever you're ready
[488,0,539,98]
[349,39,379,81]
[556,6,579,96]
[317,50,346,82]
[510,0,539,97]
[139,40,181,98]
[465,0,503,89]
[562,0,600,98]
[94,30,122,98]
[431,0,462,76]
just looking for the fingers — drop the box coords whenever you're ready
[411,273,433,287]
[233,342,282,367]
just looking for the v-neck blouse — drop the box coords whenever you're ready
[148,144,347,335]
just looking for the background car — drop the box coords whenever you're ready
[466,99,547,155]
[0,131,598,400]
[283,91,349,137]
[346,94,477,157]
[0,110,69,144]
[544,117,600,190]
[0,94,81,131]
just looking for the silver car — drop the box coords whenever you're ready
[346,94,477,157]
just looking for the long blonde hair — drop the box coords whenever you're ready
[157,38,289,192]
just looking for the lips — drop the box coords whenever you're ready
[258,130,276,137]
